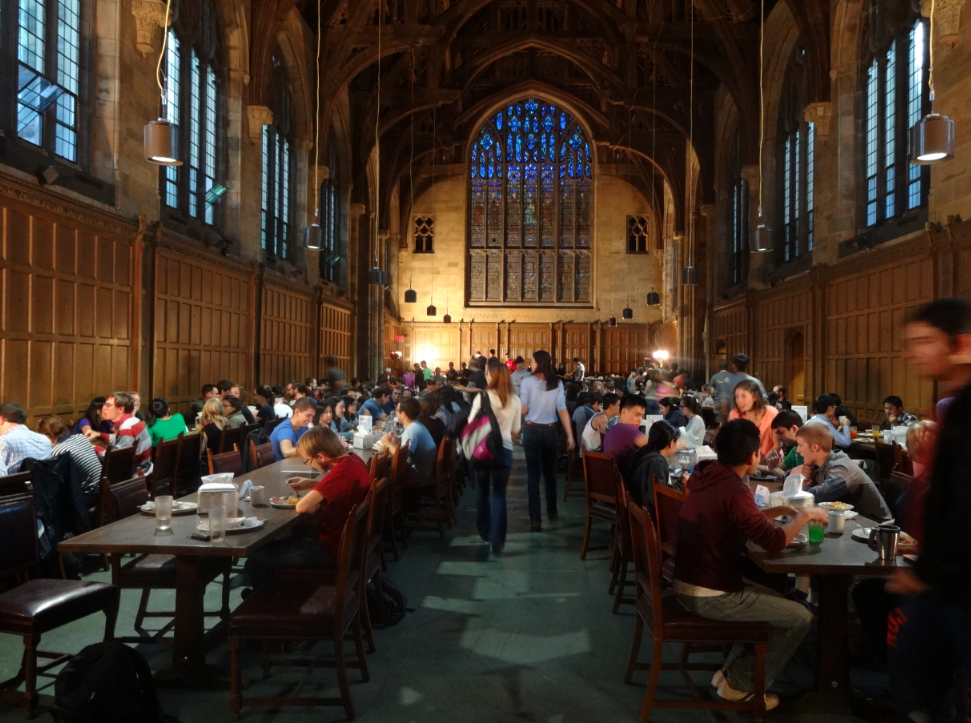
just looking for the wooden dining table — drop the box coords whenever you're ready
[747,511,901,709]
[58,447,378,686]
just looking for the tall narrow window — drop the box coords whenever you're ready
[9,0,83,161]
[467,98,593,306]
[261,54,295,259]
[159,0,225,227]
[729,130,748,285]
[320,144,341,282]
[778,48,815,263]
[861,7,928,229]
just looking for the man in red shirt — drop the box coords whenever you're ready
[675,419,828,710]
[243,427,371,588]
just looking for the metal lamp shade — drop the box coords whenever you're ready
[681,266,698,286]
[443,313,452,323]
[368,267,385,285]
[909,114,956,165]
[143,119,182,166]
[426,304,437,316]
[646,289,660,306]
[404,288,417,303]
[622,306,633,320]
[753,224,773,253]
[304,224,322,250]
[608,315,617,327]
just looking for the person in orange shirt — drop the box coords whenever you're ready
[728,380,778,458]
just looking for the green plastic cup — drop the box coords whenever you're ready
[808,521,825,544]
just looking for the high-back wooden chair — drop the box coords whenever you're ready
[369,451,391,483]
[176,433,202,494]
[101,445,136,484]
[654,482,687,583]
[208,449,243,477]
[410,437,453,537]
[150,434,182,497]
[0,471,31,497]
[873,440,897,484]
[579,450,619,560]
[384,443,409,559]
[250,441,275,470]
[625,492,770,722]
[360,476,391,653]
[263,417,285,434]
[561,420,583,500]
[610,471,635,613]
[218,424,246,454]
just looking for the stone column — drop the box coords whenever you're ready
[804,101,839,264]
[740,164,763,286]
[349,202,367,377]
[700,203,717,380]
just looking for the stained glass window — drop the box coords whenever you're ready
[468,99,593,305]
[261,54,294,259]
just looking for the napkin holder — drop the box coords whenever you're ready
[198,473,238,515]
[353,431,379,449]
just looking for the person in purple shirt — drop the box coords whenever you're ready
[603,394,649,481]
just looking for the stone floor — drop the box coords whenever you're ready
[0,449,891,722]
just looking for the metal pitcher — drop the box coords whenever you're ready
[868,524,901,561]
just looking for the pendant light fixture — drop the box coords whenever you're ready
[443,285,451,323]
[622,279,633,319]
[143,0,181,166]
[682,254,699,286]
[427,296,437,317]
[404,275,417,303]
[647,285,660,306]
[909,0,956,164]
[608,314,617,328]
[305,0,324,249]
[753,0,773,252]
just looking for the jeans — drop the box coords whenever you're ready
[475,448,513,552]
[889,596,971,722]
[522,425,559,523]
[677,586,812,691]
[243,537,335,589]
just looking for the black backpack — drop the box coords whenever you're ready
[54,642,162,723]
[366,575,410,628]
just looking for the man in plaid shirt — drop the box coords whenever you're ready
[86,391,153,476]
[0,403,51,476]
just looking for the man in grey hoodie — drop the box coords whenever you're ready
[795,423,892,522]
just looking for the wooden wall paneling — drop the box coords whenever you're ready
[0,200,136,427]
[153,247,250,415]
[709,300,748,372]
[750,282,811,400]
[507,324,553,363]
[602,324,650,375]
[470,323,498,360]
[562,323,590,376]
[383,318,403,377]
[321,300,354,378]
[260,281,315,388]
[406,323,460,371]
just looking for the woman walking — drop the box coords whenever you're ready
[470,360,522,554]
[520,350,575,532]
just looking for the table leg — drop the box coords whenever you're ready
[163,556,228,687]
[814,574,851,707]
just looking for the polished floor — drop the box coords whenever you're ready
[1,449,890,722]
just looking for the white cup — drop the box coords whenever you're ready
[828,509,846,534]
[251,485,265,506]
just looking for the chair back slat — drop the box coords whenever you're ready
[0,471,32,497]
[582,450,619,504]
[151,433,183,496]
[263,417,285,433]
[251,441,275,470]
[390,440,410,488]
[435,437,454,492]
[102,445,137,484]
[209,450,243,477]
[0,491,40,579]
[335,496,372,622]
[873,440,897,481]
[176,432,202,495]
[219,425,246,454]
[654,482,687,558]
[369,452,391,482]
[626,491,666,635]
[109,476,150,521]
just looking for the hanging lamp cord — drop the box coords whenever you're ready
[155,0,173,104]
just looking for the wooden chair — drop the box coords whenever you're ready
[610,471,636,614]
[218,424,246,454]
[856,418,877,432]
[873,440,897,484]
[369,451,391,484]
[105,476,230,639]
[228,498,371,721]
[360,476,391,653]
[703,427,719,448]
[149,434,182,497]
[894,444,914,476]
[409,438,453,537]
[0,491,119,715]
[384,443,409,559]
[263,417,285,434]
[625,491,770,722]
[654,482,688,583]
[250,441,276,470]
[100,445,136,484]
[0,471,32,496]
[208,449,243,477]
[562,421,583,500]
[579,450,619,560]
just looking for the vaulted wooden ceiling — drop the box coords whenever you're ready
[249,0,831,229]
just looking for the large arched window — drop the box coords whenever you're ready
[319,141,342,282]
[467,99,593,305]
[3,0,84,162]
[778,48,815,263]
[261,54,295,259]
[729,130,748,285]
[161,0,225,226]
[862,4,929,229]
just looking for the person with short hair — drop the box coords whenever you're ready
[772,385,793,410]
[417,392,446,448]
[882,395,919,429]
[573,357,585,382]
[603,394,649,482]
[221,396,248,429]
[795,424,891,521]
[582,392,620,452]
[675,419,828,711]
[381,396,437,486]
[572,391,602,447]
[767,408,805,473]
[626,419,684,510]
[805,392,851,448]
[270,397,316,461]
[510,356,529,396]
[272,386,293,419]
[87,392,153,476]
[360,386,391,420]
[37,416,103,506]
[718,354,767,415]
[0,403,52,476]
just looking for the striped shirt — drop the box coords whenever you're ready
[99,414,153,475]
[0,425,52,476]
[52,434,103,505]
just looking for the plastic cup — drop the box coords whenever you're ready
[155,495,173,533]
[808,520,825,544]
[850,426,858,440]
[828,509,846,534]
[209,502,228,543]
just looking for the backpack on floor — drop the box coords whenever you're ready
[53,642,162,723]
[367,575,409,628]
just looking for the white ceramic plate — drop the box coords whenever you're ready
[269,496,300,509]
[140,501,198,516]
[851,528,918,547]
[817,501,854,511]
[196,518,266,534]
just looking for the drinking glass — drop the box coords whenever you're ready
[209,502,228,544]
[849,426,858,440]
[155,495,173,533]
[807,519,825,544]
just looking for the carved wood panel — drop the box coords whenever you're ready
[562,323,590,373]
[321,302,353,378]
[602,325,650,375]
[261,282,314,386]
[404,323,460,372]
[751,285,811,398]
[508,324,553,363]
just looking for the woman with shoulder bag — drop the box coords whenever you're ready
[520,350,575,532]
[469,360,521,554]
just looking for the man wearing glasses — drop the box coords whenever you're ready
[86,391,153,475]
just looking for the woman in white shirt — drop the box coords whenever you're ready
[680,394,707,449]
[469,359,522,554]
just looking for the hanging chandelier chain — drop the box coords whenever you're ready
[758,0,765,218]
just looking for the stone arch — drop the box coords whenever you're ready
[215,0,250,82]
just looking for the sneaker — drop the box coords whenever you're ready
[530,522,542,533]
[716,679,779,711]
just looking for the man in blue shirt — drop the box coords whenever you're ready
[360,387,391,420]
[804,392,851,448]
[270,397,316,461]
[0,403,51,476]
[381,397,437,486]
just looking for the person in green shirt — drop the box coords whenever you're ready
[767,408,805,473]
[187,384,218,425]
[146,397,188,447]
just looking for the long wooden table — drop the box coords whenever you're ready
[59,448,378,685]
[748,512,899,709]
